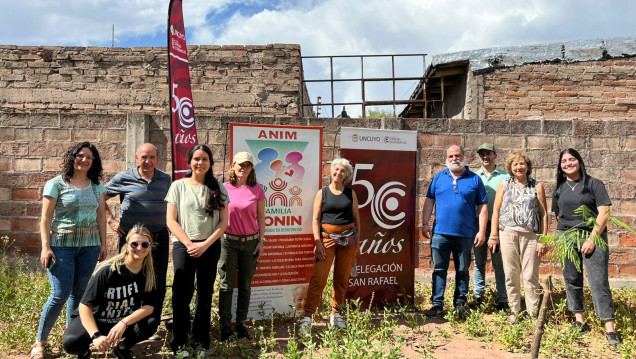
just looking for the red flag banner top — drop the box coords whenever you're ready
[168,0,198,180]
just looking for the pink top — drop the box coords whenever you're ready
[223,182,266,235]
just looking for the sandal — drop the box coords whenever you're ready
[30,342,45,359]
[507,314,517,324]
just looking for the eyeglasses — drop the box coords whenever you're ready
[129,241,151,249]
[452,179,458,194]
[75,155,94,161]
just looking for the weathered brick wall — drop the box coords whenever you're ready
[0,45,634,279]
[414,58,636,279]
[0,112,382,256]
[0,43,307,255]
[0,44,306,116]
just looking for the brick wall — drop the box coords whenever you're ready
[0,44,307,116]
[414,57,636,279]
[0,45,634,278]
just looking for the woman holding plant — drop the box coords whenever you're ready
[551,148,621,349]
[490,151,547,324]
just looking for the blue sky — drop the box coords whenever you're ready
[1,0,635,116]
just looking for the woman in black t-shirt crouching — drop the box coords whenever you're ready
[299,158,361,335]
[63,225,157,359]
[552,149,621,349]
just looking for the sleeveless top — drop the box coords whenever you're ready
[320,186,354,225]
[499,177,541,233]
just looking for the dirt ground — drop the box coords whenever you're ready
[8,312,621,359]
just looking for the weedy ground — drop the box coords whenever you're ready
[1,236,634,359]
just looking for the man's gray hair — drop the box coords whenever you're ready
[447,144,465,155]
[331,158,353,184]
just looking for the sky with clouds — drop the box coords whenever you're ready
[2,0,635,116]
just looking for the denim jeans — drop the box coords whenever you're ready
[473,221,508,303]
[561,231,615,320]
[217,237,259,327]
[36,245,100,342]
[431,234,472,308]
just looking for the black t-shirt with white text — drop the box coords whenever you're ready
[80,264,156,325]
[552,177,611,232]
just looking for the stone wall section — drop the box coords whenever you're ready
[0,45,634,279]
[0,44,305,116]
[414,58,636,279]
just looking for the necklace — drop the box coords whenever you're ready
[566,180,579,191]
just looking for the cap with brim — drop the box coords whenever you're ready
[477,143,496,153]
[233,152,253,164]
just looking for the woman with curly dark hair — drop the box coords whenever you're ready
[165,144,229,356]
[31,142,107,359]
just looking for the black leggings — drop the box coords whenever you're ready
[63,315,157,355]
[170,240,221,352]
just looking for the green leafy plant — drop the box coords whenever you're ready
[539,205,635,272]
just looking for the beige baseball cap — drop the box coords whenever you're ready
[233,152,254,164]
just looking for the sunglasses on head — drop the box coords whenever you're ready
[129,241,151,249]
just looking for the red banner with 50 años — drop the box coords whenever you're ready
[168,0,198,180]
[341,127,417,309]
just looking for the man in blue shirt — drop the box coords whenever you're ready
[104,143,171,336]
[471,143,509,311]
[421,145,488,318]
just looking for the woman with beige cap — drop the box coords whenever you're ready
[218,152,266,341]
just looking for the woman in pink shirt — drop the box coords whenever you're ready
[218,152,266,341]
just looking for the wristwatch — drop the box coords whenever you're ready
[259,237,266,243]
[91,331,103,341]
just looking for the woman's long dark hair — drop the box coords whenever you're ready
[61,142,103,185]
[185,144,226,215]
[553,148,589,200]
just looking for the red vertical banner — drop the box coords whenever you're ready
[168,0,198,180]
[341,128,417,308]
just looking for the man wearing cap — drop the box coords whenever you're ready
[104,143,171,334]
[421,145,489,319]
[471,143,509,311]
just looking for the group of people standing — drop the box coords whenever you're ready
[30,142,271,359]
[29,139,622,358]
[422,143,621,349]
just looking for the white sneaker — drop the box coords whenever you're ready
[329,313,346,329]
[175,350,190,358]
[298,316,312,335]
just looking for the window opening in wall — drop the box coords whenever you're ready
[300,54,437,118]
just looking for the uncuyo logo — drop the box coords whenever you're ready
[352,134,359,142]
[171,83,195,129]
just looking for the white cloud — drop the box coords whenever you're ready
[1,0,634,116]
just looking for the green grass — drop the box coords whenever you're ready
[2,235,636,358]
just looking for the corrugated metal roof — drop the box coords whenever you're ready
[431,36,636,72]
